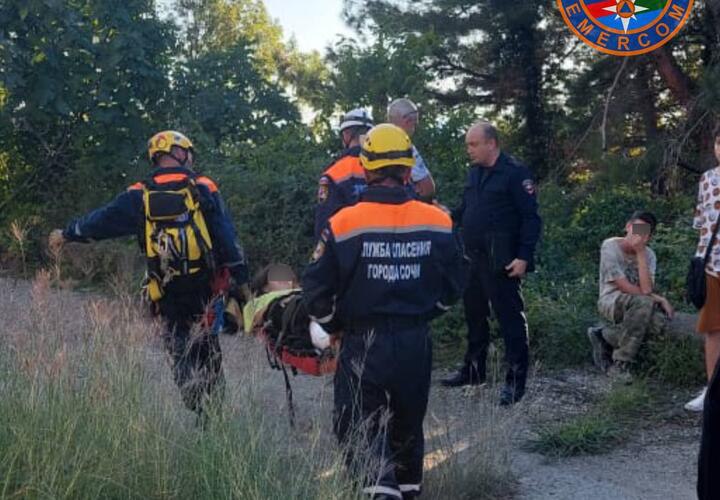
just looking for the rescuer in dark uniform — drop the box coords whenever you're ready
[303,124,465,499]
[314,108,374,239]
[442,121,542,406]
[49,131,249,423]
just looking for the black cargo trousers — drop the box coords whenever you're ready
[334,318,432,500]
[157,276,224,416]
[463,247,529,391]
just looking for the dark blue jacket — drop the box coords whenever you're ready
[314,146,367,240]
[453,152,541,266]
[303,186,466,331]
[62,166,249,285]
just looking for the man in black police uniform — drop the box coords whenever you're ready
[442,121,542,406]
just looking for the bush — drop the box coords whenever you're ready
[211,127,328,273]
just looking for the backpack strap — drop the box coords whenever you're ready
[145,166,197,190]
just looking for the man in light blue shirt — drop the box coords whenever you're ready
[388,98,436,201]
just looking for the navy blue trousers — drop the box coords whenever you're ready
[334,321,432,499]
[463,250,529,390]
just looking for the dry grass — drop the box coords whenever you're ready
[0,269,516,499]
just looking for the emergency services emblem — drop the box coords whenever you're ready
[311,228,330,262]
[317,177,330,203]
[311,240,325,262]
[522,179,536,196]
[557,0,694,56]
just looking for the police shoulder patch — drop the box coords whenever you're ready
[317,177,330,203]
[522,179,536,195]
[311,240,326,262]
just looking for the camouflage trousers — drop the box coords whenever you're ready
[602,294,699,363]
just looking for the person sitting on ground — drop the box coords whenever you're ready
[588,211,677,381]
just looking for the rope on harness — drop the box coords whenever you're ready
[279,361,296,428]
[262,320,296,428]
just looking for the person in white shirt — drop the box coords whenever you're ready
[387,98,436,201]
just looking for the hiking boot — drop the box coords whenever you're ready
[441,363,486,388]
[607,361,633,384]
[587,326,612,372]
[685,387,707,412]
[499,384,525,406]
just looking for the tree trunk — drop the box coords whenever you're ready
[651,45,694,107]
[516,22,548,178]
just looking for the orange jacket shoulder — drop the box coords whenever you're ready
[330,200,452,241]
[197,176,219,193]
[324,156,364,184]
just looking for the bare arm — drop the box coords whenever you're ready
[611,276,646,296]
[634,249,654,295]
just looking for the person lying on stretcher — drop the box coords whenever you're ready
[243,263,333,356]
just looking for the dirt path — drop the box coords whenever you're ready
[0,276,703,499]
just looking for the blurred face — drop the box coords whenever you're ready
[390,110,419,136]
[625,219,652,243]
[400,112,419,136]
[465,128,497,166]
[714,135,720,164]
[341,129,352,148]
[156,146,191,167]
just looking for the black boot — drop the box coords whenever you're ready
[441,362,486,388]
[499,364,526,405]
[499,384,525,406]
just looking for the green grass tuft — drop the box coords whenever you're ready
[527,381,656,458]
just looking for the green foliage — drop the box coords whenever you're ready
[210,126,326,272]
[172,39,299,159]
[640,334,705,387]
[0,0,174,222]
[431,306,467,367]
[321,35,434,117]
[529,414,623,457]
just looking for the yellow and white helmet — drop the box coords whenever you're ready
[147,130,193,162]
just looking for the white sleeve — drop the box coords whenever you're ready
[411,146,430,182]
[693,173,706,230]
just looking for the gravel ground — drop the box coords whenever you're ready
[0,276,703,499]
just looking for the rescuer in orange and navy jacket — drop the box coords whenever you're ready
[313,108,374,239]
[48,131,248,424]
[303,124,466,500]
[57,135,247,285]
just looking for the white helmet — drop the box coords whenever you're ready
[339,108,374,133]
